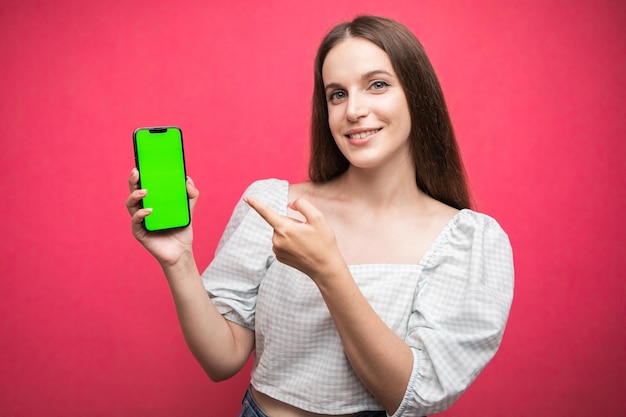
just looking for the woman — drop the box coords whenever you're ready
[126,15,514,417]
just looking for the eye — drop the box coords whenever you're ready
[370,80,390,91]
[328,90,347,102]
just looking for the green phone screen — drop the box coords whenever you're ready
[133,127,190,231]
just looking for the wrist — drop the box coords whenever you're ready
[310,256,351,290]
[160,248,196,278]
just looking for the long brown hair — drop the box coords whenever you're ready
[309,15,472,210]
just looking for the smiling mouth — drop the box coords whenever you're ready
[347,129,381,139]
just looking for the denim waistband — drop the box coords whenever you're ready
[239,387,270,417]
[239,386,388,417]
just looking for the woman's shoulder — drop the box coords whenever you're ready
[286,180,319,200]
[421,208,513,290]
[429,208,512,263]
[240,178,321,212]
[452,209,509,237]
[240,178,290,214]
[244,178,289,194]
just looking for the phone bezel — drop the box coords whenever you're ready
[133,126,191,232]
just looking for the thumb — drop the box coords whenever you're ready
[288,197,323,225]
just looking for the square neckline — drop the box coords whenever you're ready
[280,179,469,269]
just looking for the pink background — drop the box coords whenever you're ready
[1,0,624,415]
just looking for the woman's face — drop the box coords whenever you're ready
[322,37,412,172]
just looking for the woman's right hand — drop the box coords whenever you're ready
[125,167,200,268]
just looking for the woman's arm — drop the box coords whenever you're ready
[161,252,254,381]
[126,168,254,381]
[245,196,412,414]
[314,265,414,414]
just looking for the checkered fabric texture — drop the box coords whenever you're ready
[202,179,514,416]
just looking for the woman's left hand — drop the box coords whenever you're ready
[244,196,346,283]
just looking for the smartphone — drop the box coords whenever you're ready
[133,126,190,232]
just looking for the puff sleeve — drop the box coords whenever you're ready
[391,210,514,416]
[200,179,288,330]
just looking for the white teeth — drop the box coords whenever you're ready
[348,129,379,139]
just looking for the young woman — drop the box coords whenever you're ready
[126,16,514,417]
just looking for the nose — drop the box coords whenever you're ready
[346,92,369,122]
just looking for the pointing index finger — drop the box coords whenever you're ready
[244,196,283,228]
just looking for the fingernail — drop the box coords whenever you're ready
[138,189,147,196]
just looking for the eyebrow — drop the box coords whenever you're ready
[324,69,395,91]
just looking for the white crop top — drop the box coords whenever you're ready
[201,179,514,416]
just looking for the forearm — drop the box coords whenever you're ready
[162,252,254,381]
[315,265,413,414]
[244,196,413,411]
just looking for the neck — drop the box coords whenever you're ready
[332,162,424,210]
